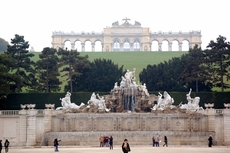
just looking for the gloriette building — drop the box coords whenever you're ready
[52,18,202,51]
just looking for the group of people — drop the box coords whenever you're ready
[151,135,213,148]
[0,135,213,153]
[0,139,10,153]
[99,136,113,150]
[152,135,168,147]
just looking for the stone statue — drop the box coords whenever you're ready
[163,91,174,105]
[134,21,141,26]
[56,92,85,110]
[122,69,136,87]
[180,89,203,111]
[112,21,119,26]
[152,91,174,110]
[139,83,149,98]
[87,93,110,112]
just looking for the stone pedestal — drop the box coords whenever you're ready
[44,109,52,133]
[223,109,230,145]
[26,109,37,146]
[19,110,27,146]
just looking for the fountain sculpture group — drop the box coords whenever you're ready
[3,68,230,147]
[57,68,203,113]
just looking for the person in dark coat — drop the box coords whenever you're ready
[109,136,113,150]
[122,139,131,153]
[163,135,168,147]
[0,140,2,153]
[152,136,155,147]
[208,135,213,147]
[54,138,61,152]
[4,139,10,153]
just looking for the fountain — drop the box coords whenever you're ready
[55,69,205,114]
[39,68,213,147]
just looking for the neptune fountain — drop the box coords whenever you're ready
[57,68,203,113]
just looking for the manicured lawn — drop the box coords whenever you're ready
[31,51,187,91]
[32,51,186,80]
[30,51,230,92]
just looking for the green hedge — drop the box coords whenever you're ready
[2,92,230,110]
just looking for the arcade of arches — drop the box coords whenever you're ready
[52,18,202,52]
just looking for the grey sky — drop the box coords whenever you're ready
[0,0,229,51]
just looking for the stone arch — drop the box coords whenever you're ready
[172,39,179,51]
[151,39,159,51]
[84,39,92,52]
[74,40,82,51]
[182,39,190,51]
[133,38,141,51]
[94,39,102,52]
[161,39,169,51]
[113,38,121,51]
[123,38,131,51]
[63,39,71,50]
[122,38,131,43]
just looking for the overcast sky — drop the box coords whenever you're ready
[1,0,229,51]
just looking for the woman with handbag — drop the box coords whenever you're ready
[122,139,131,153]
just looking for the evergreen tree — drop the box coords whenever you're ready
[57,48,90,92]
[204,35,230,92]
[36,47,61,92]
[140,57,187,91]
[6,34,35,93]
[0,54,16,101]
[181,45,212,92]
[73,59,124,92]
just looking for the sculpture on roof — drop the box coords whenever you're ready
[111,18,142,27]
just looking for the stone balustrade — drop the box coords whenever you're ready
[0,108,229,146]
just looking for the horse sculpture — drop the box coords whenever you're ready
[152,91,174,110]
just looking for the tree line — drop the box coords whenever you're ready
[140,36,230,92]
[0,34,230,103]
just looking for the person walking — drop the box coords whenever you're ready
[208,135,213,147]
[4,139,10,153]
[122,139,131,153]
[0,140,2,153]
[163,135,168,147]
[109,136,113,150]
[53,138,61,152]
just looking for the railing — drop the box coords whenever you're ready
[37,110,44,116]
[216,109,223,114]
[0,110,19,115]
[150,31,201,35]
[52,31,103,36]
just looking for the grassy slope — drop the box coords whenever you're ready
[31,51,230,92]
[32,51,187,81]
[31,51,186,92]
[74,51,187,81]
